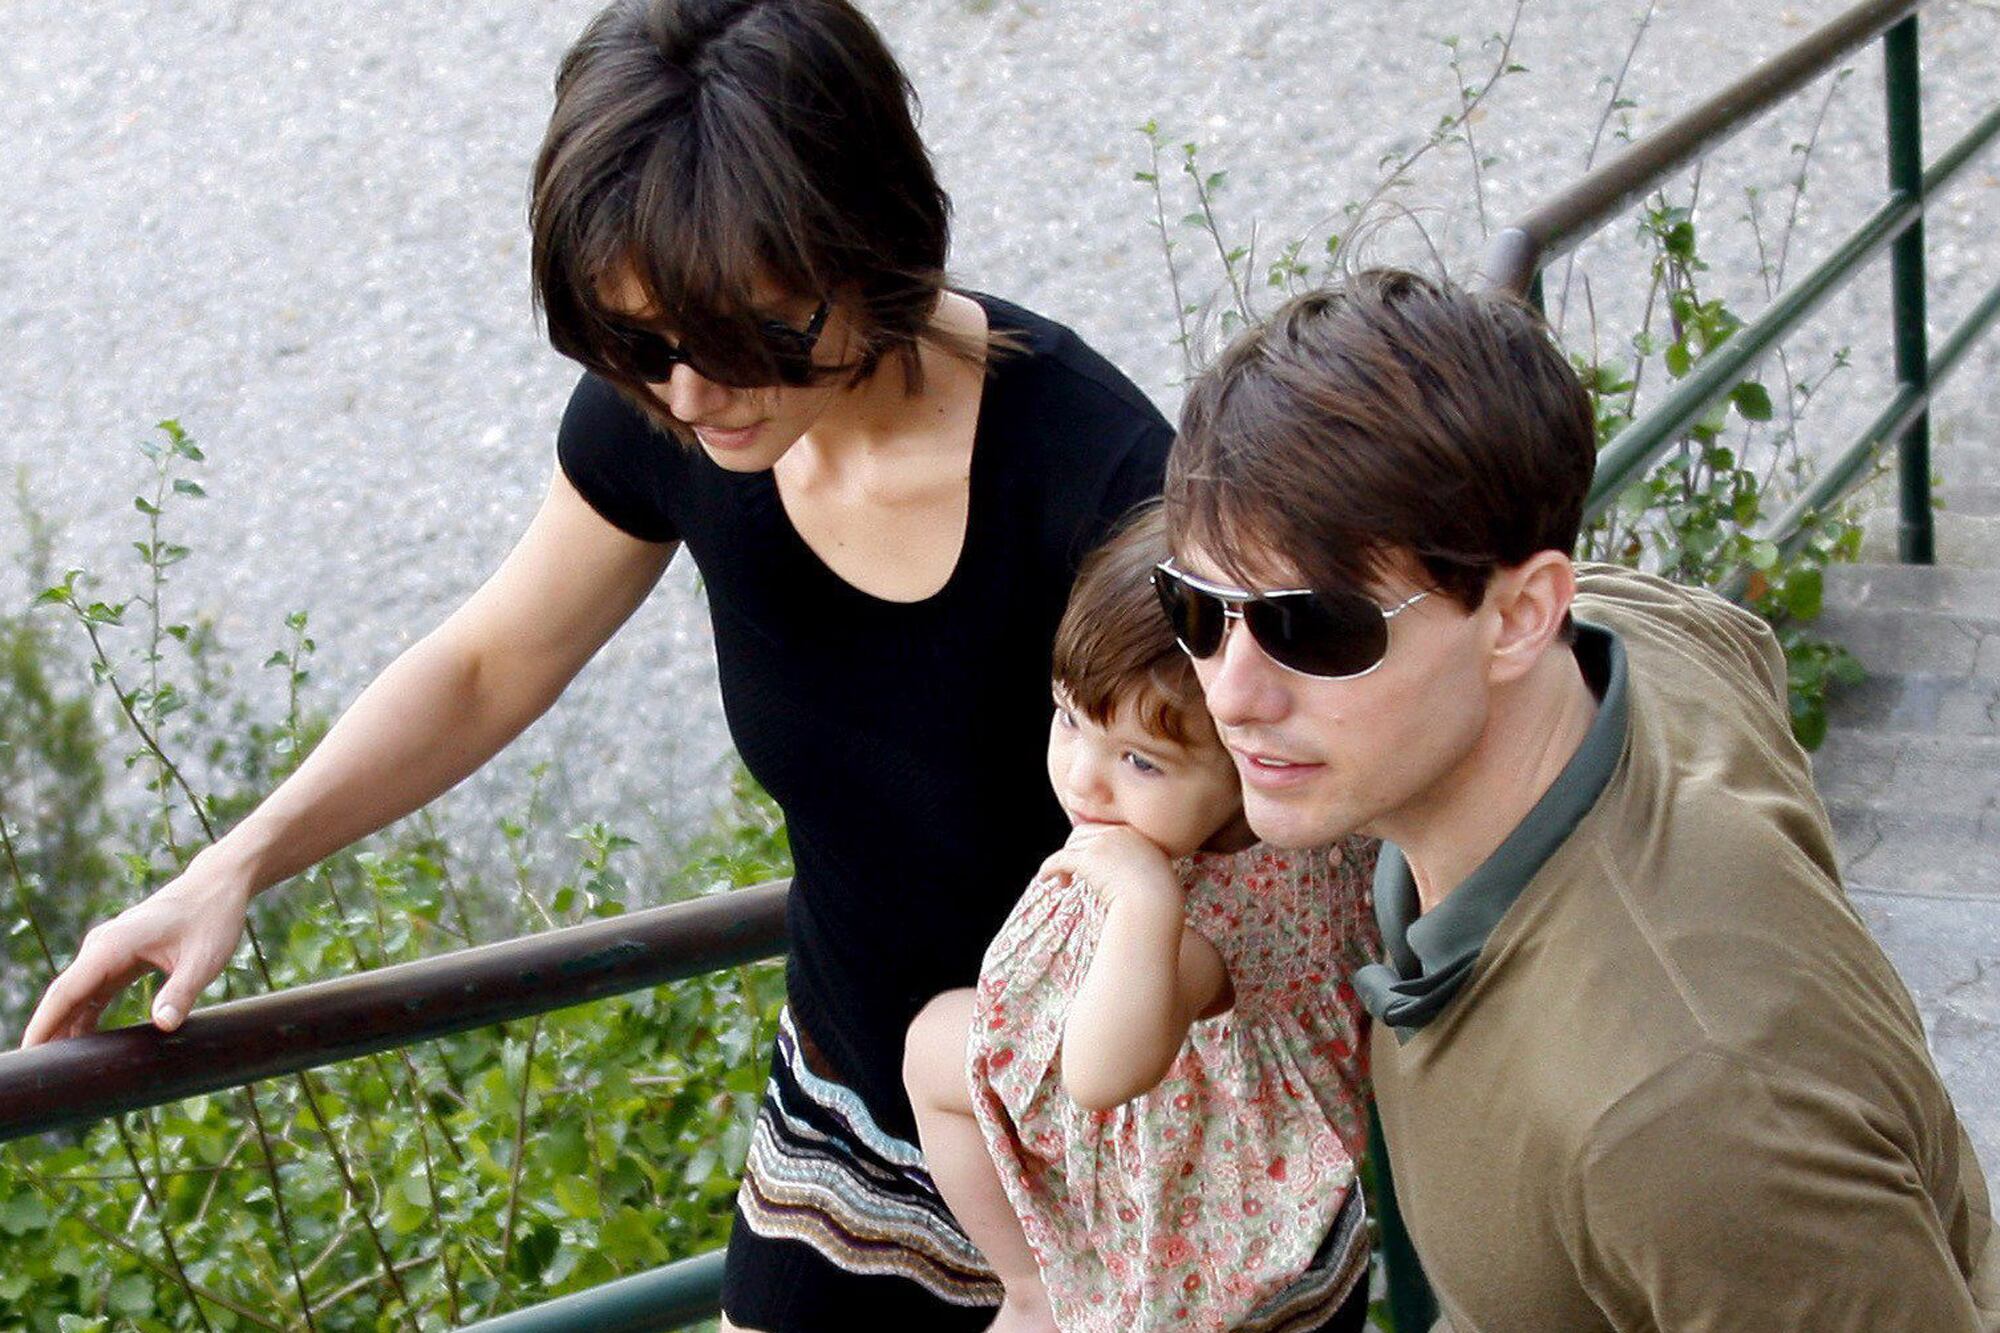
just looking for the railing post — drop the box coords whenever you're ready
[1370,1107,1439,1332]
[1884,14,1935,564]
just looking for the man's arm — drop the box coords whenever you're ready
[1574,1048,1986,1331]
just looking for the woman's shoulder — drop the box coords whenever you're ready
[965,291,1169,434]
[555,371,694,545]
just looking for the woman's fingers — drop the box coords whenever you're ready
[18,879,247,1047]
[20,942,154,1047]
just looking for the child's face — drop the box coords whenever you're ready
[1045,687,1252,859]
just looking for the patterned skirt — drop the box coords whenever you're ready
[722,1006,1002,1325]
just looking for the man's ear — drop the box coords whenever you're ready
[1485,551,1576,686]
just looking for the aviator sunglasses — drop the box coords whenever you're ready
[1150,559,1432,680]
[607,299,831,388]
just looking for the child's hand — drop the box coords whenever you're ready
[1039,823,1178,908]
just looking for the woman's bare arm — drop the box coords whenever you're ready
[19,468,675,1045]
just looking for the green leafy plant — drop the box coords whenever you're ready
[1,425,788,1329]
[1136,32,1864,753]
[1573,180,1866,749]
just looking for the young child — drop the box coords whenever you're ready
[904,504,1380,1333]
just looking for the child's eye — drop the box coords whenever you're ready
[1053,706,1076,729]
[1123,751,1161,775]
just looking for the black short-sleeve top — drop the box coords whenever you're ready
[557,293,1172,1135]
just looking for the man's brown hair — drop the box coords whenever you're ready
[530,0,959,412]
[1053,502,1216,750]
[1166,269,1596,611]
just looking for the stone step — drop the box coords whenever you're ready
[1825,803,2000,899]
[1806,602,2000,681]
[1824,562,2000,620]
[1938,481,2000,517]
[1823,671,2000,737]
[1848,891,2000,1179]
[1813,731,2000,816]
[1859,505,2000,568]
[1813,730,2000,902]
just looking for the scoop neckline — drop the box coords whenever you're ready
[754,292,1005,611]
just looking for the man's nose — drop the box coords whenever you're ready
[1196,614,1288,730]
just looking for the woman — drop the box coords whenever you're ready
[24,2,1171,1327]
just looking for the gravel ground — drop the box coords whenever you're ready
[3,0,1996,878]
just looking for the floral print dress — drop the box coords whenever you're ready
[969,838,1380,1332]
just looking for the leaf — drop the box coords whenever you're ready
[553,1174,601,1220]
[107,1274,154,1317]
[1664,343,1692,378]
[1782,567,1824,621]
[172,479,207,498]
[1731,381,1774,421]
[0,1193,51,1235]
[133,496,160,517]
[1789,698,1829,750]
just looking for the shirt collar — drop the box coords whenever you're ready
[1355,621,1629,1040]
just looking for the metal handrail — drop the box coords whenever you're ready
[1482,0,2000,580]
[1478,0,1921,294]
[0,881,790,1145]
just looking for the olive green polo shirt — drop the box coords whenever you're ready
[1366,564,1999,1332]
[1356,619,1626,1037]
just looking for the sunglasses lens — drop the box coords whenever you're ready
[765,334,819,388]
[1153,569,1225,658]
[614,329,683,384]
[1246,589,1389,678]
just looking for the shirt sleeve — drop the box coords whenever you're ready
[554,372,682,544]
[1574,1048,1986,1331]
[1094,419,1173,539]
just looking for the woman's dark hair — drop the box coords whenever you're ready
[1167,269,1596,613]
[531,0,961,410]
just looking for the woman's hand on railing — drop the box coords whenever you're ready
[17,852,252,1047]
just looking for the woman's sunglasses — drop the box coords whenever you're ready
[1150,559,1431,680]
[606,300,831,388]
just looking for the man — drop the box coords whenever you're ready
[1152,269,1999,1329]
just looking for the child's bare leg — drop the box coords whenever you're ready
[905,989,1058,1333]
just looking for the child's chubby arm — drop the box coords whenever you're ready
[1044,825,1230,1112]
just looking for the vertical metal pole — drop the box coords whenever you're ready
[1884,15,1935,564]
[1370,1106,1438,1332]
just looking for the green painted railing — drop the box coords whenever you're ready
[1481,0,2000,560]
[7,1,1997,1329]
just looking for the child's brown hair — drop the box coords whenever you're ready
[1052,502,1217,750]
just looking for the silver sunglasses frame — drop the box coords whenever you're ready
[1152,559,1431,681]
